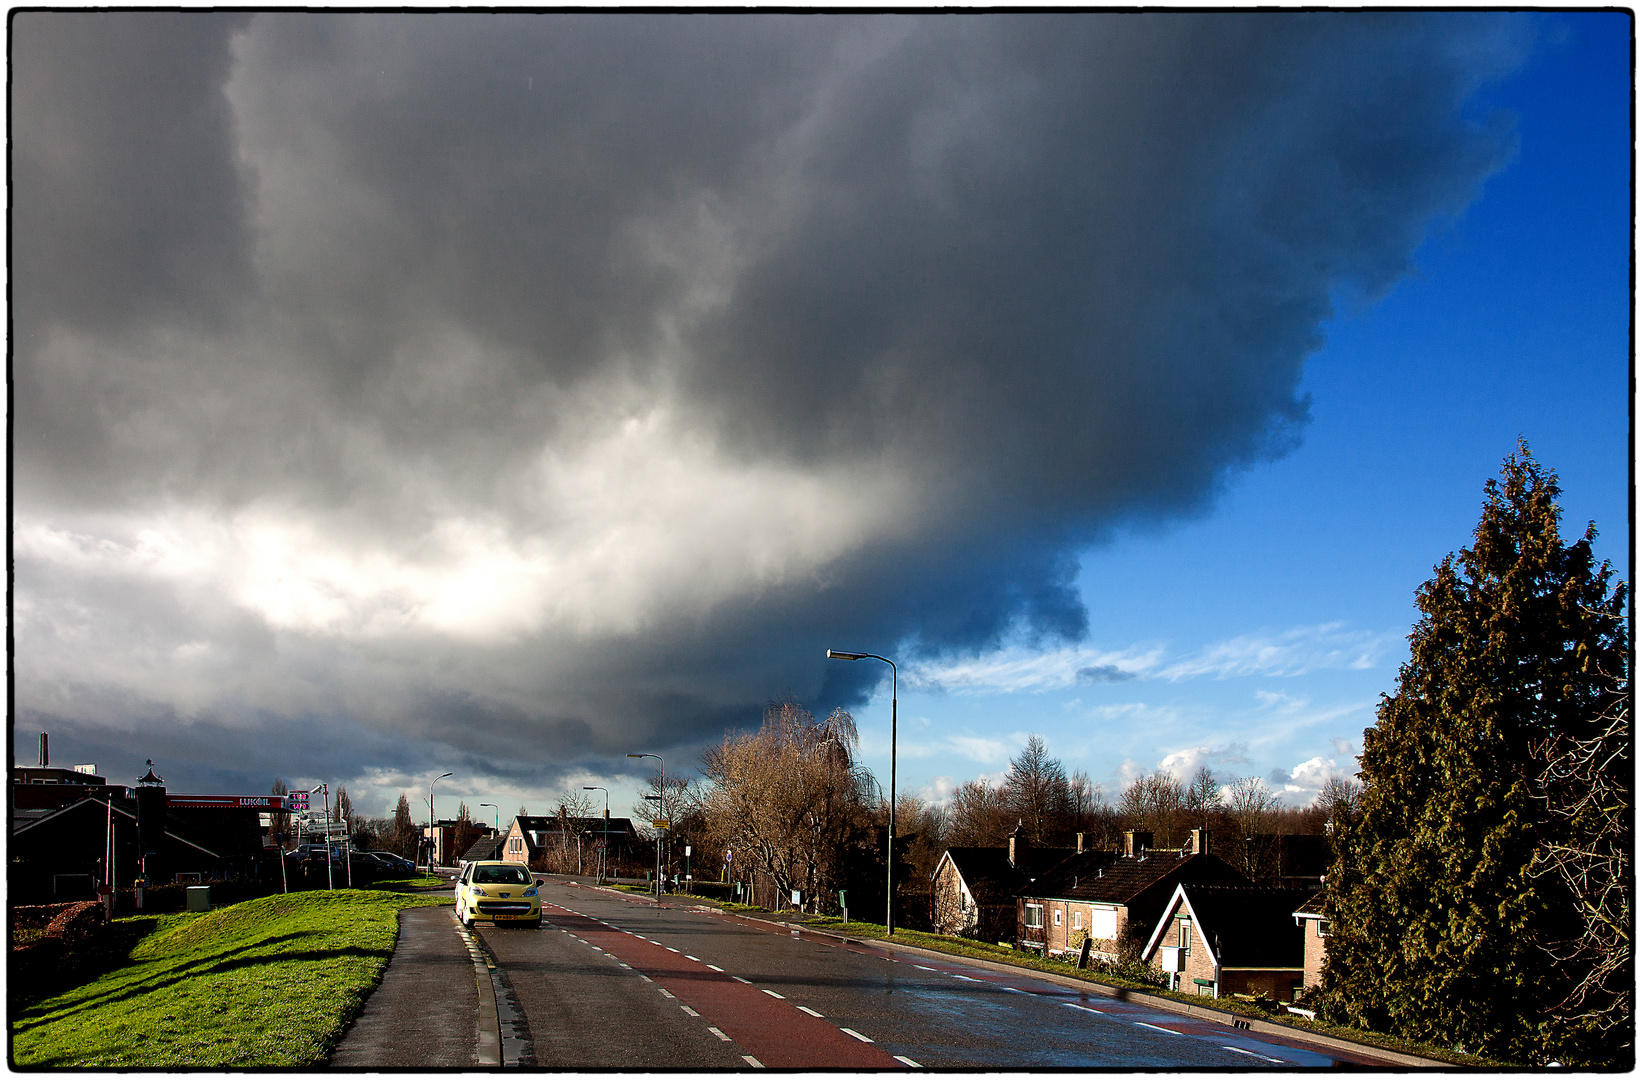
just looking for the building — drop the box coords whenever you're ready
[931,826,1075,941]
[9,761,282,901]
[1142,883,1315,1001]
[1015,830,1249,959]
[1292,888,1330,989]
[501,815,638,871]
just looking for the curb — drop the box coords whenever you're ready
[777,922,1445,1070]
[452,911,502,1066]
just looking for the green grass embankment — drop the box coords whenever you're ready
[11,889,450,1068]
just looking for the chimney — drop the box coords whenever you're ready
[38,733,48,767]
[1187,828,1211,855]
[1123,830,1153,858]
[1008,821,1027,867]
[1076,832,1086,855]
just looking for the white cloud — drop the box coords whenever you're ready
[1269,755,1357,807]
[905,644,1161,694]
[1155,743,1251,781]
[917,775,958,806]
[1159,623,1399,680]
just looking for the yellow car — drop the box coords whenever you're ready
[456,861,543,928]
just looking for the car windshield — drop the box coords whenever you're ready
[474,865,531,885]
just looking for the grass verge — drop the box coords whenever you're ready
[798,916,1508,1069]
[11,889,450,1068]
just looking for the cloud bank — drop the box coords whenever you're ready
[12,13,1523,807]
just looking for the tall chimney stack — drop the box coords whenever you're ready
[1187,828,1210,855]
[1076,832,1086,854]
[39,732,48,767]
[1123,830,1153,858]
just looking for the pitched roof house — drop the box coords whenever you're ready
[931,826,1073,941]
[1016,830,1249,959]
[1142,883,1315,1001]
[1292,888,1329,990]
[501,815,638,868]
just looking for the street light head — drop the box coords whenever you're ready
[826,649,868,661]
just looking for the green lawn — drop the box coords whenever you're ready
[11,889,450,1068]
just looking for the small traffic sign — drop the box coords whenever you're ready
[651,819,670,828]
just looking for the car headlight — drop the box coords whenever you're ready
[523,887,538,897]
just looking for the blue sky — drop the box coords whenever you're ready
[12,14,1630,821]
[860,12,1632,809]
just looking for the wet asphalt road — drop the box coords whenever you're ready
[474,881,1348,1069]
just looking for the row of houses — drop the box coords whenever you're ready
[931,827,1331,1001]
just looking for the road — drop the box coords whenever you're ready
[470,881,1361,1069]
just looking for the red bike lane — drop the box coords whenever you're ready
[541,902,903,1069]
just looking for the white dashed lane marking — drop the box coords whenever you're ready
[708,1027,732,1041]
[742,1055,765,1068]
[796,1006,823,1018]
[1136,1021,1181,1035]
[680,1005,700,1017]
[895,1055,923,1068]
[840,1027,874,1043]
[706,964,724,972]
[761,988,785,999]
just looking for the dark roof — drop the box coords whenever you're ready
[1292,889,1327,918]
[942,846,1074,905]
[1177,885,1314,968]
[462,836,503,862]
[1025,849,1247,905]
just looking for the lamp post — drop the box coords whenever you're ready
[479,803,499,832]
[827,649,897,935]
[627,754,664,898]
[429,772,453,875]
[583,786,609,884]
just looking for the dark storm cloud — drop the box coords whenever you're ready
[12,13,1527,806]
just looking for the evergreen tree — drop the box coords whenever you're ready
[1320,444,1629,1066]
[392,793,416,858]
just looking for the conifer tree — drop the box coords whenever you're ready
[1319,443,1629,1066]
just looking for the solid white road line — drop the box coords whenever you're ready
[797,1006,824,1018]
[839,1028,874,1043]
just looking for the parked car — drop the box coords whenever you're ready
[456,861,543,929]
[359,851,415,874]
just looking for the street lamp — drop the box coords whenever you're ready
[583,786,609,884]
[627,753,664,898]
[479,803,499,833]
[827,649,897,935]
[429,772,453,875]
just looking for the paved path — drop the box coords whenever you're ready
[329,905,478,1068]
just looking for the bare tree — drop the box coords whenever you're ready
[1223,775,1282,882]
[271,777,292,850]
[1119,771,1188,847]
[699,699,875,910]
[1531,683,1630,1039]
[1003,735,1074,844]
[392,793,417,858]
[946,777,1011,847]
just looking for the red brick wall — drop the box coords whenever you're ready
[1301,916,1327,987]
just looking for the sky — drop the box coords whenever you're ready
[11,12,1631,825]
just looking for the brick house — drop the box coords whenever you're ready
[501,815,637,870]
[1142,883,1314,1000]
[1015,830,1248,958]
[1292,888,1329,989]
[931,826,1073,941]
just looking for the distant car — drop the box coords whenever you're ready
[360,851,415,874]
[456,861,543,929]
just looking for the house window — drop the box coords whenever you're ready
[1054,909,1062,926]
[1073,911,1082,931]
[1316,919,1330,938]
[1025,904,1044,929]
[1180,918,1191,955]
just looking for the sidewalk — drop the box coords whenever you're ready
[328,905,481,1068]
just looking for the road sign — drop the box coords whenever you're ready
[651,819,670,828]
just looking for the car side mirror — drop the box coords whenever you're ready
[535,879,545,886]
